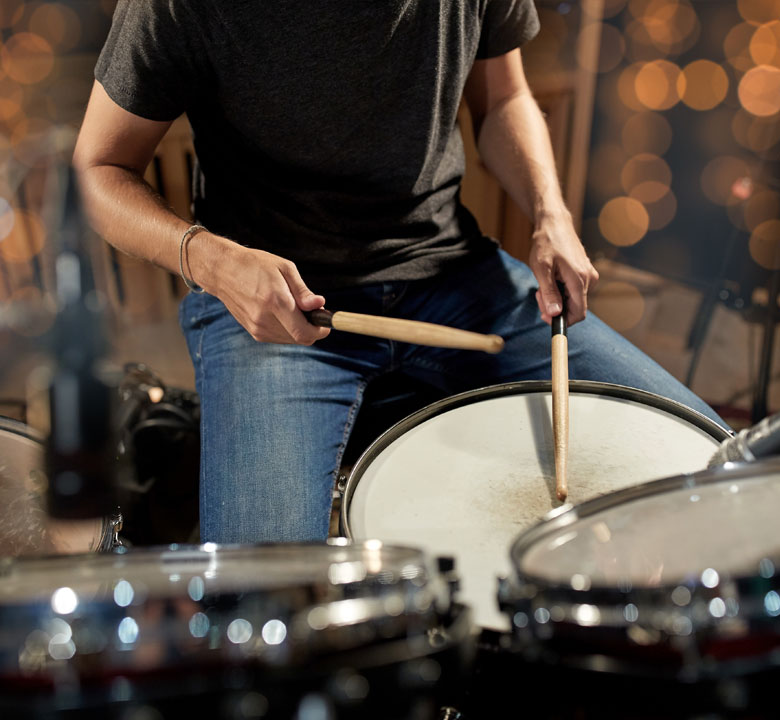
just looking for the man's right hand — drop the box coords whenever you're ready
[193,237,330,345]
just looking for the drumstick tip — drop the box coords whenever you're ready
[486,334,505,354]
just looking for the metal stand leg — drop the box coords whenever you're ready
[752,270,780,422]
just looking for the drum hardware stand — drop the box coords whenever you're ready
[685,235,780,425]
[684,120,780,425]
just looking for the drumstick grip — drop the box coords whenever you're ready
[305,308,504,354]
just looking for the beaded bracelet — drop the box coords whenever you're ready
[178,224,207,293]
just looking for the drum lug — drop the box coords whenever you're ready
[436,556,460,598]
[336,473,348,496]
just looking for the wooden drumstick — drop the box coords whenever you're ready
[551,290,569,502]
[305,308,504,354]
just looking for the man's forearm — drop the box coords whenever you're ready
[76,164,226,294]
[475,89,570,224]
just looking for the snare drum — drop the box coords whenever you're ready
[0,416,103,555]
[494,458,780,718]
[0,541,473,719]
[341,381,730,630]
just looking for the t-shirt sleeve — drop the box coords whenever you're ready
[95,0,202,121]
[477,0,541,59]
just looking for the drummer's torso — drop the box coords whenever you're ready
[187,0,489,285]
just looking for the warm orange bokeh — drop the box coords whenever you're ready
[1,32,54,85]
[621,111,673,156]
[0,208,46,263]
[621,153,672,195]
[636,0,700,56]
[750,21,780,67]
[701,156,754,206]
[591,281,646,331]
[635,60,683,110]
[579,22,626,74]
[0,0,24,29]
[29,3,82,53]
[738,65,780,116]
[678,60,729,111]
[732,108,780,151]
[738,0,780,26]
[749,219,780,270]
[599,196,650,246]
[640,188,677,231]
[725,22,759,72]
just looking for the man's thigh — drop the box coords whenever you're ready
[180,293,376,543]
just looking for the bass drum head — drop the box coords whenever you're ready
[342,381,730,630]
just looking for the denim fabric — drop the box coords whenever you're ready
[180,249,727,544]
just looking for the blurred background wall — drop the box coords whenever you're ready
[1,0,779,429]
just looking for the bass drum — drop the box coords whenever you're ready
[494,458,780,718]
[0,541,473,719]
[341,381,731,630]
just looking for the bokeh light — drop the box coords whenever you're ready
[598,196,650,246]
[621,153,672,195]
[1,32,55,85]
[750,21,780,67]
[700,156,753,206]
[732,108,780,152]
[738,65,780,116]
[728,188,780,231]
[629,179,669,204]
[588,143,629,200]
[749,219,780,270]
[744,191,779,231]
[618,63,647,111]
[621,111,673,156]
[603,0,629,19]
[634,60,683,111]
[0,0,24,29]
[0,208,46,262]
[738,0,780,25]
[678,60,729,111]
[29,3,82,53]
[632,0,700,56]
[578,23,626,74]
[0,81,24,122]
[591,281,646,331]
[532,7,567,70]
[639,188,677,230]
[724,23,759,72]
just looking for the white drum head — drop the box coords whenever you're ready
[343,381,729,630]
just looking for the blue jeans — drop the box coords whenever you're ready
[180,249,728,544]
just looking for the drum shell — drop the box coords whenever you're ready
[0,543,475,719]
[488,460,780,718]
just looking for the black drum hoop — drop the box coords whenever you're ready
[340,380,732,539]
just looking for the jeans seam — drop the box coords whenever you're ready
[194,309,208,529]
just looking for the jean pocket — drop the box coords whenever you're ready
[179,292,228,332]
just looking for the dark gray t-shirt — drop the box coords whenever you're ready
[96,0,539,289]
